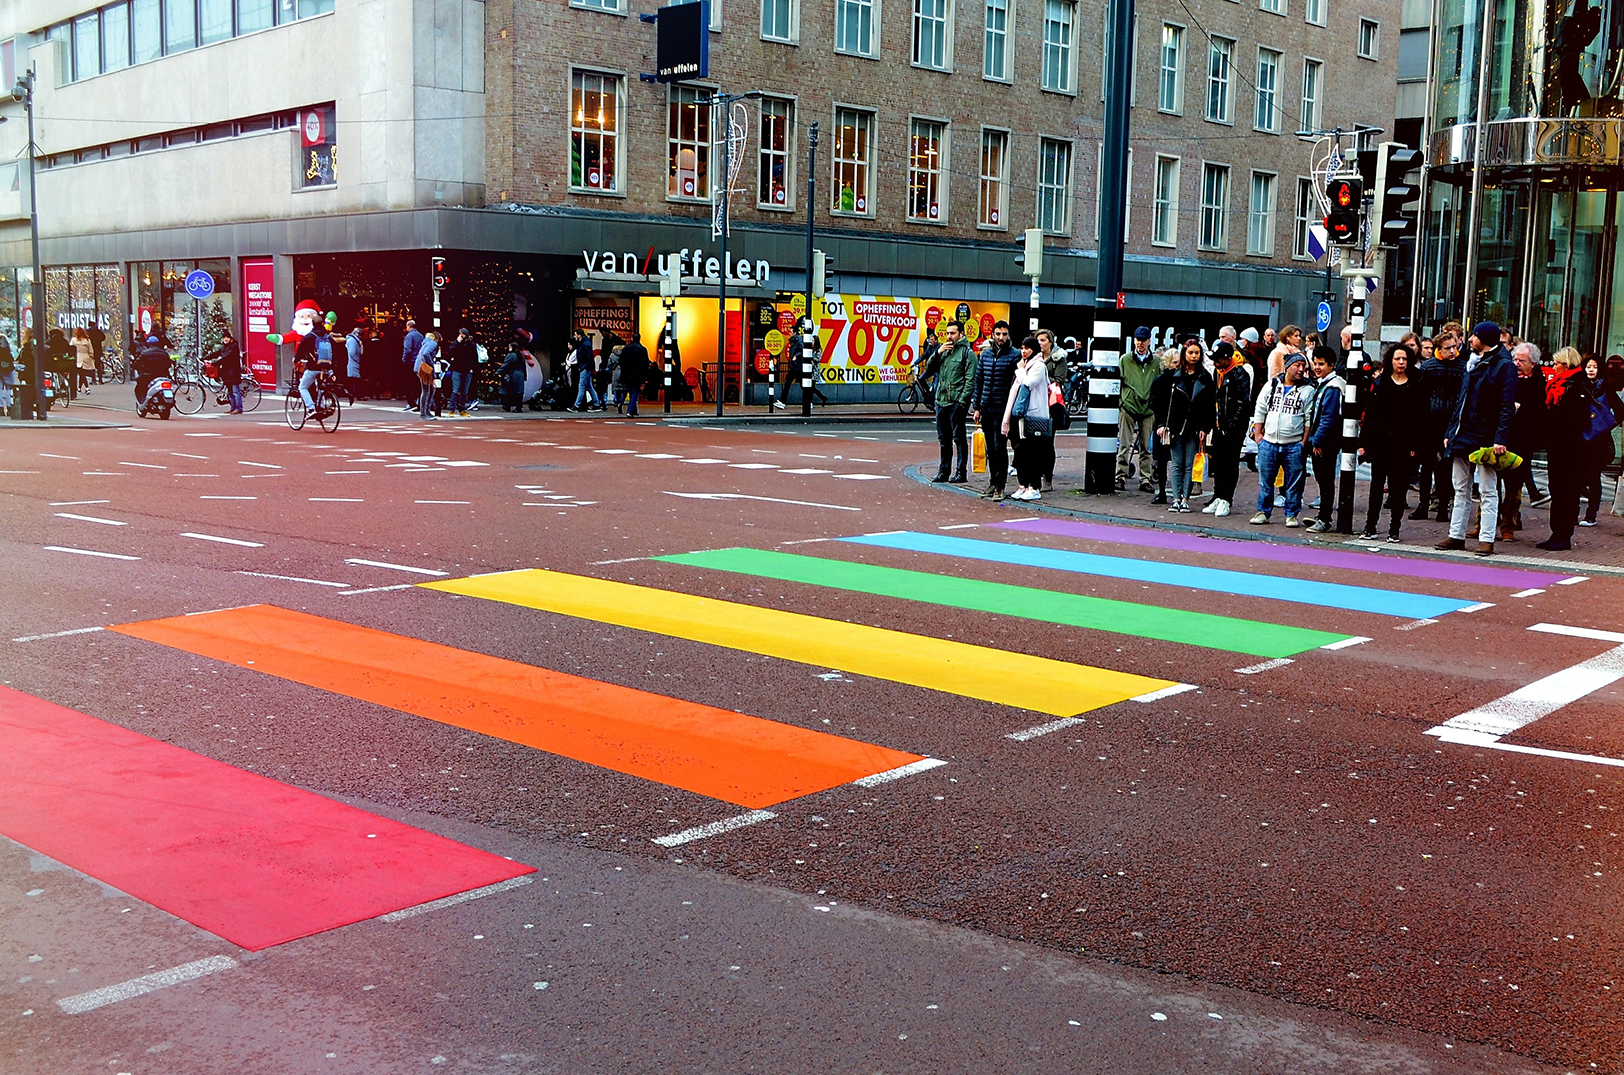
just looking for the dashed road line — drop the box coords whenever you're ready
[1131,683,1199,702]
[379,876,535,922]
[12,626,106,643]
[1511,588,1546,598]
[118,461,166,469]
[43,546,140,561]
[53,513,126,526]
[344,558,449,576]
[48,500,110,506]
[309,497,364,503]
[1457,602,1496,613]
[1235,658,1295,675]
[236,571,351,588]
[56,956,240,1015]
[1319,636,1371,650]
[1555,576,1589,586]
[653,810,777,848]
[1528,623,1624,644]
[182,532,265,548]
[200,495,256,500]
[1396,618,1439,631]
[1006,718,1082,741]
[415,500,472,505]
[852,758,947,786]
[238,461,282,469]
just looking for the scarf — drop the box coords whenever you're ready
[1546,364,1584,409]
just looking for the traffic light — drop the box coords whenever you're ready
[1348,147,1377,190]
[430,256,449,290]
[1325,176,1363,245]
[1014,227,1044,278]
[1372,141,1423,247]
[810,249,834,294]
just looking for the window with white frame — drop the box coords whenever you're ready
[984,0,1009,80]
[1304,0,1324,24]
[1200,162,1229,249]
[1260,0,1282,14]
[1254,48,1280,132]
[667,84,713,201]
[832,107,875,214]
[1042,0,1075,92]
[913,0,951,68]
[1037,137,1073,234]
[1206,37,1233,122]
[1153,155,1179,245]
[1247,171,1277,255]
[1359,18,1379,58]
[1300,58,1322,132]
[979,128,1008,227]
[571,71,623,193]
[759,97,794,208]
[762,0,796,41]
[1158,24,1183,113]
[1292,176,1314,257]
[908,119,947,221]
[837,0,877,56]
[1095,146,1132,239]
[573,0,622,13]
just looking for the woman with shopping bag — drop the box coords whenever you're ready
[1001,337,1052,502]
[1153,339,1216,513]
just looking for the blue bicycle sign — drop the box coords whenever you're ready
[184,269,216,300]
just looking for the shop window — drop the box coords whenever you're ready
[983,0,1008,80]
[237,0,274,32]
[831,107,874,215]
[102,3,130,71]
[298,105,336,188]
[570,70,622,194]
[978,128,1007,228]
[1041,0,1074,92]
[907,118,946,223]
[913,0,950,70]
[1200,161,1229,250]
[131,0,160,62]
[667,84,713,202]
[1153,154,1179,246]
[73,12,100,79]
[757,97,793,209]
[1036,137,1071,235]
[836,0,876,57]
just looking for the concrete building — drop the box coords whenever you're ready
[0,0,1399,397]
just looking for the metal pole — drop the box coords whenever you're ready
[1029,278,1040,336]
[1335,275,1371,534]
[21,71,44,420]
[663,299,674,414]
[716,102,729,419]
[1459,0,1495,327]
[804,121,818,418]
[1088,0,1134,492]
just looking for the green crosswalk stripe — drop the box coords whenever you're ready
[657,547,1352,659]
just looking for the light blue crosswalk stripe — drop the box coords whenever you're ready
[841,531,1479,620]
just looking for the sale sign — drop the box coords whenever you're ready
[812,294,1011,384]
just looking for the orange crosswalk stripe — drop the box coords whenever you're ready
[111,605,925,809]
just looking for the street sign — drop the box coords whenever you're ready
[184,270,215,300]
[1316,301,1332,333]
[656,1,709,83]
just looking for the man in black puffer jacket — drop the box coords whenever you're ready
[1437,321,1517,556]
[970,324,1019,500]
[1413,327,1465,521]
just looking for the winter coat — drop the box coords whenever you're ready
[619,341,650,391]
[1358,373,1428,461]
[401,328,424,366]
[73,337,95,370]
[1417,356,1465,427]
[933,339,976,406]
[1445,346,1517,455]
[972,346,1019,414]
[206,338,243,386]
[448,337,478,374]
[1212,361,1254,440]
[1305,373,1345,449]
[1154,368,1216,440]
[1118,347,1159,419]
[1507,371,1547,453]
[346,330,364,378]
[500,351,527,398]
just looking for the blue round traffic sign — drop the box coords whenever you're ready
[184,269,215,300]
[1315,300,1332,334]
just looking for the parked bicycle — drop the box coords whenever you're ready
[285,368,341,432]
[173,359,264,415]
[896,363,936,414]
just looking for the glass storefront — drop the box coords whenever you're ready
[132,258,230,359]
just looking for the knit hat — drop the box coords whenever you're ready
[1283,351,1309,370]
[1471,321,1501,346]
[1240,327,1260,343]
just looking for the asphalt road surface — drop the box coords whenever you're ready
[1,404,1618,1075]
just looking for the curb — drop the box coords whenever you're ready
[903,465,1624,577]
[663,412,932,427]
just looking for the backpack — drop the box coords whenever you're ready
[314,335,334,368]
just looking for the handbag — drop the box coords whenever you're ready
[1012,383,1031,418]
[1582,390,1617,443]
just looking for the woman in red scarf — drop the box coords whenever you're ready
[1537,347,1590,551]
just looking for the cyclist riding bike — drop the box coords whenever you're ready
[131,335,172,406]
[295,324,336,414]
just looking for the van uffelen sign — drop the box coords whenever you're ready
[579,248,773,288]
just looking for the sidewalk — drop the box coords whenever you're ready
[915,444,1624,575]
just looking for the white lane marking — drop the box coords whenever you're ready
[1131,683,1199,703]
[729,463,779,469]
[679,458,730,464]
[780,538,831,545]
[652,810,777,847]
[1006,717,1084,741]
[183,432,223,437]
[852,758,947,786]
[1395,618,1439,631]
[43,546,140,561]
[662,492,861,512]
[1002,516,1041,522]
[594,449,638,455]
[310,498,364,503]
[12,626,105,643]
[0,470,42,474]
[636,453,683,460]
[48,500,110,506]
[1235,658,1295,675]
[398,456,448,462]
[236,571,351,588]
[181,532,264,548]
[834,474,890,481]
[240,473,285,479]
[173,474,219,478]
[440,461,489,468]
[171,452,209,460]
[238,461,282,469]
[1457,602,1496,613]
[861,530,907,537]
[344,558,449,576]
[1529,623,1624,644]
[325,470,372,475]
[79,472,120,476]
[360,451,407,457]
[415,500,471,505]
[750,449,778,454]
[338,583,423,596]
[896,438,924,443]
[1555,576,1590,586]
[379,875,535,922]
[38,453,79,460]
[1320,636,1372,651]
[780,468,833,475]
[1426,644,1624,741]
[939,523,980,530]
[591,557,648,565]
[54,513,126,526]
[118,461,166,469]
[183,605,255,617]
[1465,741,1624,768]
[1510,588,1546,598]
[56,956,239,1015]
[200,495,256,500]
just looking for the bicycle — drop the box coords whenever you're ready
[285,368,342,432]
[1065,366,1089,417]
[182,360,264,414]
[896,365,936,414]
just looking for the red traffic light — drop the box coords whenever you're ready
[1335,183,1354,207]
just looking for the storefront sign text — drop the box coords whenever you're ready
[581,248,772,288]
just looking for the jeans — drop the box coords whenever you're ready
[626,387,641,416]
[1210,432,1243,503]
[1310,446,1339,523]
[1117,412,1155,481]
[1450,455,1499,542]
[298,369,320,410]
[935,401,969,478]
[0,382,11,412]
[227,383,243,412]
[980,413,1009,491]
[449,370,472,412]
[1255,439,1305,518]
[574,368,602,409]
[418,382,436,418]
[1366,452,1415,536]
[1167,435,1200,500]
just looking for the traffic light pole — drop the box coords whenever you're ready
[662,300,675,415]
[803,122,817,418]
[1335,269,1376,534]
[1088,0,1134,494]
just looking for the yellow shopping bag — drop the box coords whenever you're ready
[972,427,987,473]
[1191,451,1206,483]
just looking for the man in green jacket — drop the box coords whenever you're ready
[1117,326,1158,491]
[932,320,976,483]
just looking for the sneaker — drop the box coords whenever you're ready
[1115,476,1127,491]
[1387,533,1401,543]
[1249,512,1270,525]
[1139,480,1155,493]
[1168,502,1182,513]
[1028,491,1042,501]
[1214,500,1231,518]
[949,474,969,484]
[1580,518,1598,527]
[978,486,997,498]
[992,488,1006,502]
[1433,537,1466,550]
[1407,509,1430,521]
[1360,529,1377,539]
[1534,538,1571,550]
[1285,516,1301,528]
[1150,493,1168,505]
[1475,541,1495,557]
[930,473,950,483]
[1201,500,1220,513]
[1307,520,1331,533]
[773,400,786,410]
[1011,488,1033,501]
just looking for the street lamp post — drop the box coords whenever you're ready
[14,70,44,420]
[705,89,763,417]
